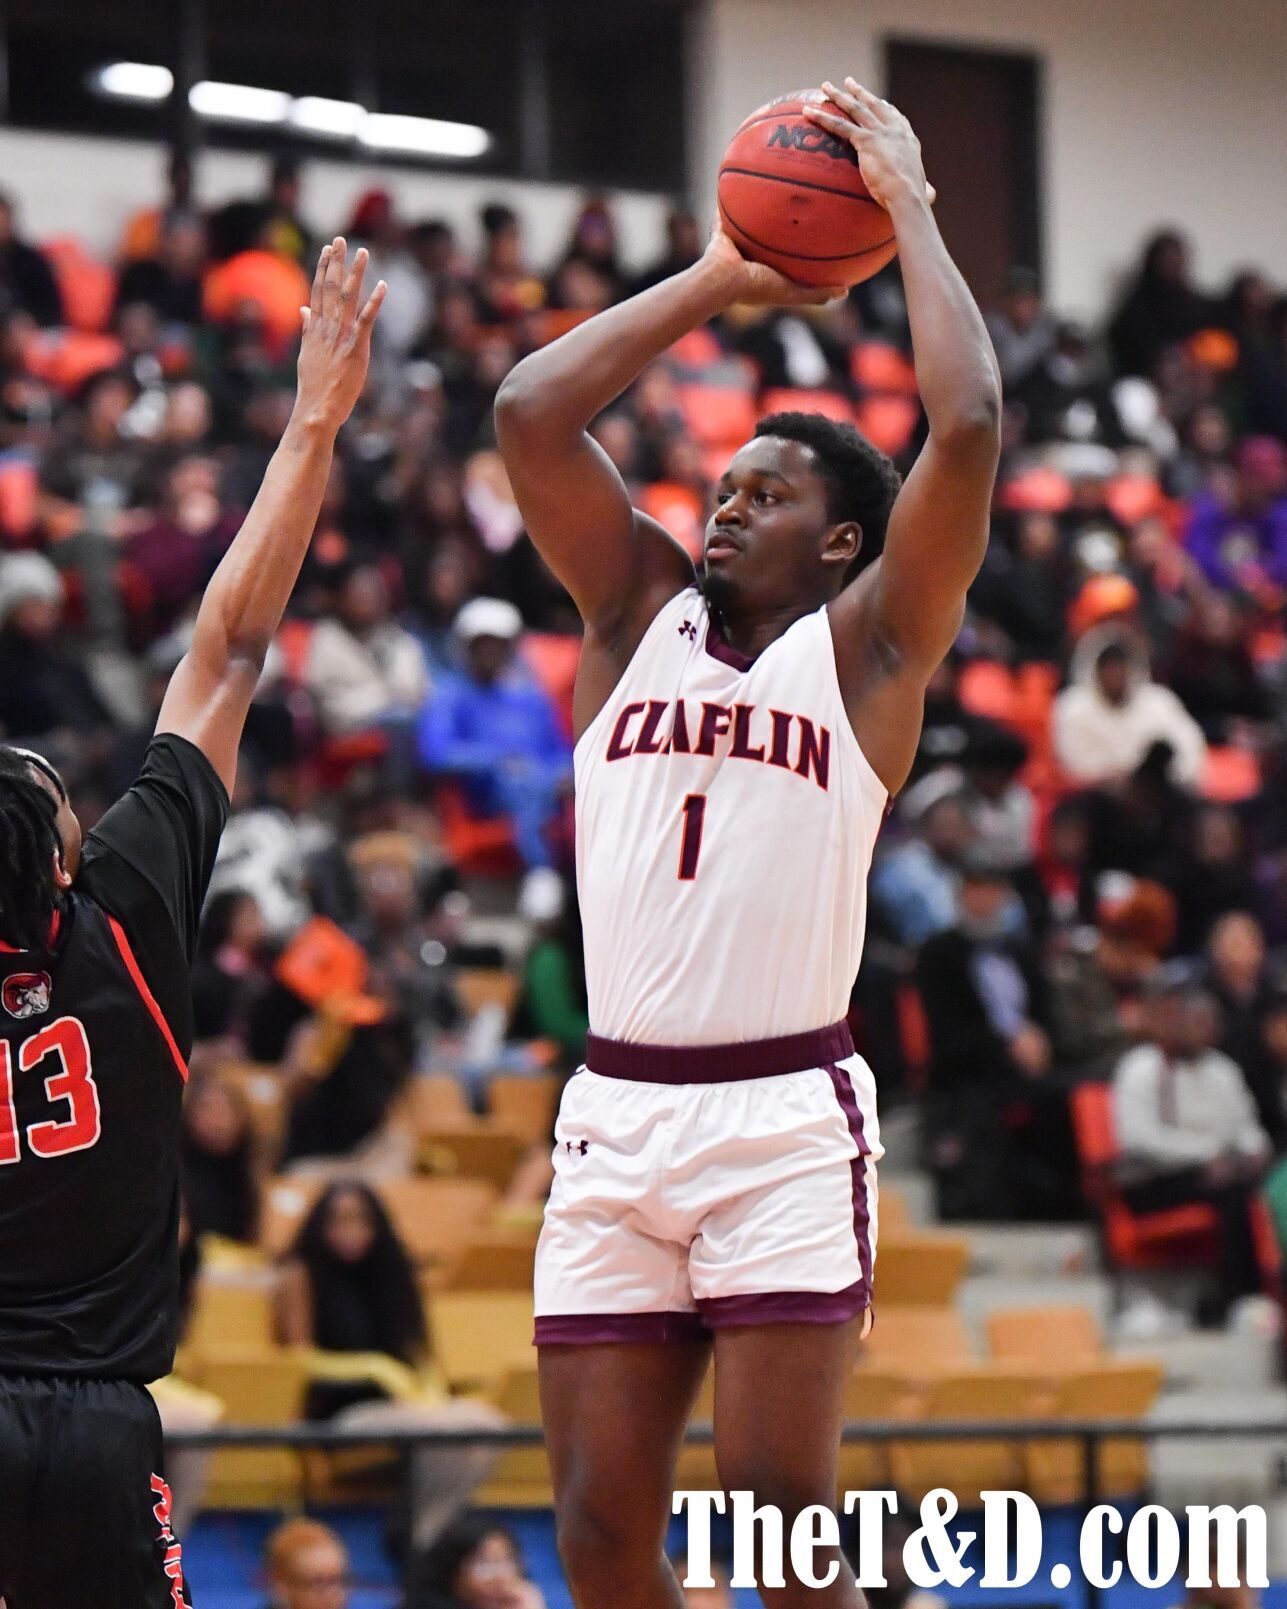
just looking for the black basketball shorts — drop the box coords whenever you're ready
[0,1374,193,1608]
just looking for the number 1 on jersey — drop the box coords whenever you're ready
[678,793,707,881]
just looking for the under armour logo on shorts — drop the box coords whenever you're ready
[564,1139,589,1155]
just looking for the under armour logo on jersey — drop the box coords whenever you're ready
[2,971,51,1019]
[678,620,697,640]
[564,1139,589,1156]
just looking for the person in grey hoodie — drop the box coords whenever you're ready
[1053,624,1206,788]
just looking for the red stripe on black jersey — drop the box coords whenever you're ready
[106,917,188,1083]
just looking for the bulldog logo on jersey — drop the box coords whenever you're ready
[2,972,52,1020]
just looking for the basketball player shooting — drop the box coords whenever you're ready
[0,240,382,1608]
[497,83,1000,1607]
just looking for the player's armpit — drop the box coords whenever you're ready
[829,421,995,794]
[493,392,693,639]
[875,423,996,665]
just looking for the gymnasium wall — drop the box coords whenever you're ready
[0,128,671,270]
[2,0,1281,316]
[687,0,1287,317]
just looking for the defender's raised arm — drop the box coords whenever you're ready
[155,238,386,792]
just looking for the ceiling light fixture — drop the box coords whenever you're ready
[89,64,491,160]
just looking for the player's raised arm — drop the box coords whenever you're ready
[156,239,385,793]
[808,82,1001,672]
[494,231,840,700]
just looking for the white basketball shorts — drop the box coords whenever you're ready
[534,1022,881,1343]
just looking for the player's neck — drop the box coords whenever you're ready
[708,594,824,661]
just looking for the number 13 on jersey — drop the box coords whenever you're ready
[0,1017,102,1163]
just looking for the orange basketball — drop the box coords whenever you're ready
[717,90,897,288]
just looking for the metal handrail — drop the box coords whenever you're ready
[162,1415,1287,1447]
[165,1416,1282,1609]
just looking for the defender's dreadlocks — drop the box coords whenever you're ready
[0,745,66,952]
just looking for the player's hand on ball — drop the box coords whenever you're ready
[703,215,847,308]
[295,237,387,430]
[804,79,936,212]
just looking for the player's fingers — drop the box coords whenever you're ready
[309,244,330,318]
[355,278,388,338]
[340,246,368,332]
[300,306,311,334]
[794,282,849,306]
[845,77,894,120]
[323,235,346,321]
[820,81,873,126]
[926,181,938,206]
[804,106,868,142]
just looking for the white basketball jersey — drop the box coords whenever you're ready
[575,586,888,1045]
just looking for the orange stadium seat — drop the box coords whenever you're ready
[427,1288,534,1393]
[380,1175,499,1267]
[872,1234,970,1306]
[676,383,758,448]
[860,1304,974,1378]
[985,1304,1104,1370]
[760,387,853,424]
[1200,745,1262,802]
[889,1366,1051,1503]
[638,480,705,559]
[667,327,723,368]
[434,781,521,876]
[958,659,1019,724]
[42,236,116,333]
[837,1367,924,1493]
[853,395,919,455]
[191,1348,307,1508]
[1024,1361,1163,1504]
[408,1072,474,1132]
[1070,1083,1218,1270]
[520,631,580,739]
[1000,465,1073,514]
[488,1073,560,1145]
[23,328,124,393]
[851,341,918,396]
[419,1128,529,1193]
[0,453,38,541]
[442,1234,537,1292]
[531,308,593,346]
[477,1366,553,1506]
[186,1270,276,1355]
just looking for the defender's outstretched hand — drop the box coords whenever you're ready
[703,215,848,308]
[155,240,385,793]
[296,237,387,430]
[804,79,936,212]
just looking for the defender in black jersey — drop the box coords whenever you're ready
[0,239,386,1609]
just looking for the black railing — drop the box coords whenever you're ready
[165,1416,1284,1609]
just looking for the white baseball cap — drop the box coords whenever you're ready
[454,596,523,643]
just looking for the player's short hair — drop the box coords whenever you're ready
[755,410,903,577]
[0,745,65,952]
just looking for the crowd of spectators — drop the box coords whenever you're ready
[3,148,1287,1393]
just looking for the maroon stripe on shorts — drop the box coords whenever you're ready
[824,1062,874,1304]
[583,1021,855,1084]
[534,1310,709,1346]
[697,1280,869,1328]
